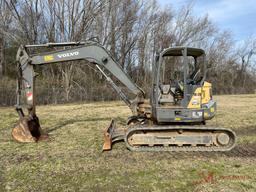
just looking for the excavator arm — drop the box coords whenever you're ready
[13,41,145,143]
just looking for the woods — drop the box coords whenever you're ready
[0,0,256,106]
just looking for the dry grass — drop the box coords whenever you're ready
[0,95,256,192]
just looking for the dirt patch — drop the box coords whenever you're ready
[224,143,256,158]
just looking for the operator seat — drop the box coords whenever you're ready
[159,84,174,104]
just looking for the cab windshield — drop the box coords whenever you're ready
[160,54,205,85]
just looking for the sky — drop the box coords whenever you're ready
[158,0,256,42]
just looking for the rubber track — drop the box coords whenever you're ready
[124,125,236,152]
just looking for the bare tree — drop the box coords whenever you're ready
[0,0,13,77]
[171,2,216,46]
[236,38,256,89]
[1,0,256,106]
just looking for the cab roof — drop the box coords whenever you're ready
[161,47,205,57]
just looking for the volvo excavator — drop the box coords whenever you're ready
[12,41,236,152]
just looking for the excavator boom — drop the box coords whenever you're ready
[13,41,145,143]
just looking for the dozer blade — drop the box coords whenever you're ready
[102,119,125,151]
[12,116,48,143]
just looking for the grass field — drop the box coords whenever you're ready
[0,95,256,192]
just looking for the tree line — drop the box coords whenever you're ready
[0,0,255,106]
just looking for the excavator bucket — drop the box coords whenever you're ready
[102,120,125,151]
[12,116,48,143]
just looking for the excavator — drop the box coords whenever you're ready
[12,41,236,152]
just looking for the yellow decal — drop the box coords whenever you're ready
[175,117,181,121]
[44,55,54,61]
[202,81,212,104]
[210,107,215,113]
[187,88,202,109]
[204,112,209,117]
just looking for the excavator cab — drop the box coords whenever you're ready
[151,47,215,123]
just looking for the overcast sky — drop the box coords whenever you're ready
[158,0,256,42]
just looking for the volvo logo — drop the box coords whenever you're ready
[57,51,79,58]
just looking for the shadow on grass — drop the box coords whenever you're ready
[170,142,254,159]
[234,126,256,136]
[109,137,256,160]
[46,117,112,133]
[46,116,127,133]
[223,142,256,158]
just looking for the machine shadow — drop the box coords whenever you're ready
[46,117,113,133]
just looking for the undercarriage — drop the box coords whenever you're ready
[103,120,236,152]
